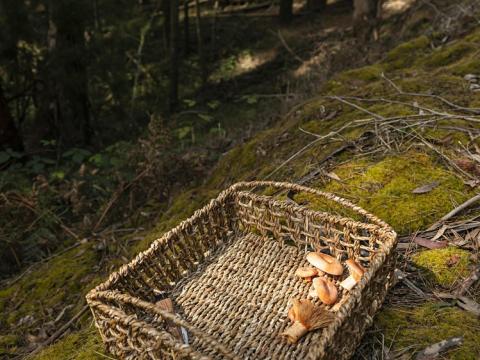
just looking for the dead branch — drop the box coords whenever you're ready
[428,193,480,231]
[381,72,480,114]
[455,265,480,296]
[415,336,463,360]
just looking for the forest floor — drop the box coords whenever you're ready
[2,0,480,359]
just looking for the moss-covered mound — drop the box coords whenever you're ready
[377,302,480,359]
[413,247,472,288]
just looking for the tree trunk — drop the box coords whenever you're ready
[162,0,171,49]
[184,0,190,55]
[0,84,23,151]
[353,0,381,41]
[53,0,92,147]
[169,0,180,112]
[279,0,293,25]
[195,0,207,86]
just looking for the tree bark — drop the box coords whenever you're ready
[0,84,23,151]
[169,0,180,112]
[162,0,171,49]
[195,0,207,86]
[184,0,190,55]
[353,0,381,41]
[279,0,293,25]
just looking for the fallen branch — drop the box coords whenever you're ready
[394,269,430,299]
[25,305,89,358]
[455,265,480,296]
[434,292,480,316]
[428,193,480,231]
[415,337,463,360]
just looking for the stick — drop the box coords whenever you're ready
[427,193,480,231]
[415,337,463,360]
[25,305,89,358]
[275,30,305,63]
[455,265,480,296]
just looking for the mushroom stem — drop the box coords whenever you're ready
[282,321,309,344]
[340,275,357,291]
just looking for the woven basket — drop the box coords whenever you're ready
[86,181,397,360]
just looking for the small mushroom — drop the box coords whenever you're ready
[281,299,335,344]
[306,252,343,276]
[295,267,320,282]
[313,277,338,305]
[339,259,365,291]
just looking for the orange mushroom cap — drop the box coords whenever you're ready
[306,252,344,276]
[313,277,338,305]
[295,267,318,278]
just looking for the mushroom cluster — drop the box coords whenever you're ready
[282,252,365,344]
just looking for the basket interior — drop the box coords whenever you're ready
[171,233,353,360]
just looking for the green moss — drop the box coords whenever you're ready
[339,64,384,82]
[0,244,98,330]
[384,36,430,71]
[33,327,105,360]
[423,42,475,68]
[295,152,471,234]
[412,247,471,287]
[377,302,480,359]
[0,334,20,355]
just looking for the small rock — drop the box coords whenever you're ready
[464,74,479,81]
[470,83,480,91]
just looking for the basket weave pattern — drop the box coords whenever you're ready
[87,181,397,359]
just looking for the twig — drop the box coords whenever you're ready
[264,121,353,180]
[394,269,430,299]
[455,265,480,296]
[427,193,480,231]
[381,73,480,114]
[93,168,150,232]
[415,337,463,360]
[274,30,305,64]
[25,305,89,358]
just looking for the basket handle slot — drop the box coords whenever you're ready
[223,181,393,231]
[89,290,240,360]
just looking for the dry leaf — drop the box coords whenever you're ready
[414,237,447,249]
[325,172,341,181]
[412,181,439,194]
[446,254,461,267]
[455,158,480,176]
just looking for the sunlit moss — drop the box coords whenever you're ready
[422,42,475,68]
[412,247,471,287]
[377,302,480,359]
[33,327,105,360]
[295,152,471,234]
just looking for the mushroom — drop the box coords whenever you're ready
[339,258,365,291]
[281,299,334,344]
[306,252,343,276]
[313,277,338,305]
[295,267,320,282]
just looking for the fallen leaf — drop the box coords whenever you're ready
[431,224,448,242]
[414,237,448,249]
[325,172,341,181]
[412,181,439,194]
[455,158,480,176]
[446,254,461,267]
